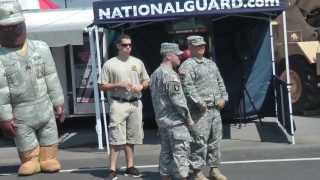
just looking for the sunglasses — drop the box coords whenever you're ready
[121,43,132,47]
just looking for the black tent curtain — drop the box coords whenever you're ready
[212,16,274,121]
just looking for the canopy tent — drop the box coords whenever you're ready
[92,0,287,32]
[24,8,93,47]
[93,0,286,24]
[89,0,295,151]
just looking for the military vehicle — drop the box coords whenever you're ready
[274,0,320,114]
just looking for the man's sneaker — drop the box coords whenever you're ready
[124,167,143,178]
[105,170,118,180]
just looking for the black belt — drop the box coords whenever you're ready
[111,96,139,102]
[207,105,218,109]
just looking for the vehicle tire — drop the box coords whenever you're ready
[278,55,319,115]
[306,8,320,27]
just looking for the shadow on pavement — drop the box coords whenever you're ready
[222,124,231,139]
[58,129,160,152]
[0,165,18,174]
[0,135,15,148]
[255,121,289,143]
[71,169,105,179]
[143,130,160,145]
[72,168,161,180]
[57,117,160,151]
[222,120,290,143]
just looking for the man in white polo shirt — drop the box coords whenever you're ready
[99,34,149,180]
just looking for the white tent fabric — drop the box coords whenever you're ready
[18,0,40,10]
[24,8,93,47]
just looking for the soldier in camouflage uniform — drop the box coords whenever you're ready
[0,0,64,176]
[178,36,228,180]
[150,43,194,180]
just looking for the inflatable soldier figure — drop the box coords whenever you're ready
[0,0,64,176]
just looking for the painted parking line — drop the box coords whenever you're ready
[1,157,320,176]
[221,157,320,164]
[0,173,12,176]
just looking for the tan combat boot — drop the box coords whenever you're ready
[193,170,209,180]
[209,167,227,180]
[18,146,41,176]
[39,144,61,173]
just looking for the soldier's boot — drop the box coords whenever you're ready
[18,146,41,176]
[39,144,61,173]
[209,167,227,180]
[193,170,209,180]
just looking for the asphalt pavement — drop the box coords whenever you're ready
[0,116,320,180]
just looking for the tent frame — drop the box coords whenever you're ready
[281,11,295,144]
[90,12,296,149]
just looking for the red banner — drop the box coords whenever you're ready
[39,0,59,9]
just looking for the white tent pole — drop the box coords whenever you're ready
[102,29,108,60]
[94,25,110,155]
[282,11,295,144]
[269,17,278,116]
[89,27,104,150]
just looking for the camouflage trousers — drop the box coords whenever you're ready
[189,108,222,169]
[14,98,59,152]
[158,125,191,178]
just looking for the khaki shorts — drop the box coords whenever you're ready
[109,100,143,145]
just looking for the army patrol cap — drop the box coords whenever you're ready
[187,35,206,46]
[160,42,183,56]
[0,0,25,26]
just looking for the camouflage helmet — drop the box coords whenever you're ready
[160,42,183,56]
[0,0,25,26]
[187,35,206,46]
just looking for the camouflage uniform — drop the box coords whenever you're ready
[179,56,228,169]
[0,40,64,152]
[150,43,193,178]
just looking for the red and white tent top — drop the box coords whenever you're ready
[18,0,59,10]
